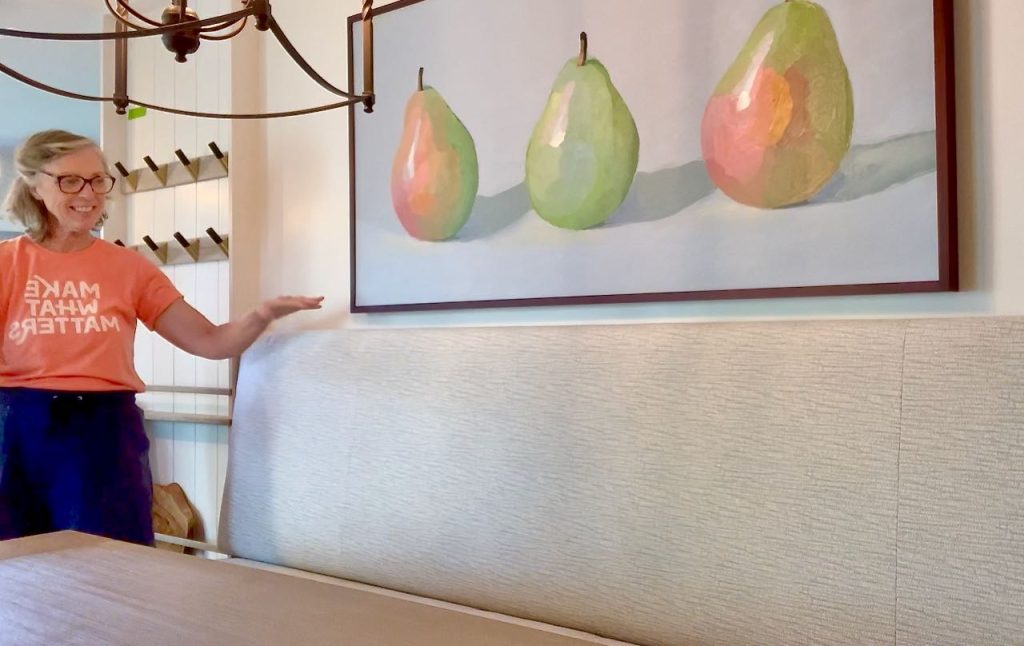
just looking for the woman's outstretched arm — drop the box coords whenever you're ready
[154,295,323,360]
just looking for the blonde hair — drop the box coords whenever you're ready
[2,130,108,241]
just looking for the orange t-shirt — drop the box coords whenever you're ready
[0,235,183,392]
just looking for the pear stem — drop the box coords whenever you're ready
[577,32,588,66]
[417,67,424,91]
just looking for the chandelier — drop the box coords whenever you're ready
[0,0,375,118]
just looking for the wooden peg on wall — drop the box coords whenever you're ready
[143,155,168,186]
[173,231,200,261]
[208,141,229,172]
[205,227,229,258]
[113,162,139,191]
[174,149,200,180]
[142,235,168,264]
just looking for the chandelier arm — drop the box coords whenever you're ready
[108,14,149,33]
[199,17,248,39]
[104,0,151,31]
[0,8,254,41]
[113,0,163,28]
[0,59,367,119]
[362,0,374,107]
[198,14,245,33]
[200,19,248,41]
[0,60,112,103]
[128,97,368,119]
[265,15,350,98]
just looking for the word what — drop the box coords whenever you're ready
[8,276,120,345]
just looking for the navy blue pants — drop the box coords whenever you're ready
[0,388,154,545]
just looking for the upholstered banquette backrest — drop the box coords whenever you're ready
[220,318,1024,645]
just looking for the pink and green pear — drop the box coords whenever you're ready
[391,67,479,241]
[526,32,639,230]
[701,0,853,208]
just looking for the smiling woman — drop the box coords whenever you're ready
[3,133,113,246]
[0,130,323,546]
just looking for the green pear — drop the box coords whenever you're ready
[391,67,479,241]
[526,33,640,230]
[701,0,854,208]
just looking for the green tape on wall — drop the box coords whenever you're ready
[127,106,147,120]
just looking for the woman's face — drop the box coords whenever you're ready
[31,146,111,237]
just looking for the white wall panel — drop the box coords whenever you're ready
[112,7,234,542]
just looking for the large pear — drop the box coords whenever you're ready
[391,68,479,241]
[701,0,853,208]
[526,33,639,230]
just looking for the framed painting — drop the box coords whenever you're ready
[348,0,956,312]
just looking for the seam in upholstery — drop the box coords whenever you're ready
[894,325,909,646]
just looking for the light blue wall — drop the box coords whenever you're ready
[1,4,102,230]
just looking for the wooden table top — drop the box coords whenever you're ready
[0,531,618,646]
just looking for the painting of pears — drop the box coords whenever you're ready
[701,0,854,209]
[355,0,951,312]
[525,33,640,230]
[391,67,479,241]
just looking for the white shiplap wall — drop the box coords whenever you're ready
[116,10,233,542]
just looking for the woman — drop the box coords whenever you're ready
[0,129,322,545]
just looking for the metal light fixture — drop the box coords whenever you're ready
[0,0,375,118]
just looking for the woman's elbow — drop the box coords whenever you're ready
[186,330,237,361]
[197,342,240,361]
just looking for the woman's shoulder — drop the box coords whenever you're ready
[0,234,26,259]
[92,238,167,275]
[93,237,152,263]
[92,237,132,254]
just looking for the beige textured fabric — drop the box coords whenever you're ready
[0,531,610,646]
[222,320,910,645]
[898,318,1024,644]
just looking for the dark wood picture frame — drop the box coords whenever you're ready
[348,0,956,313]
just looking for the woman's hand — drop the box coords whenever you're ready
[255,295,325,322]
[156,295,325,360]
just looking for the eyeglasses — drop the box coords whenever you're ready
[38,170,116,195]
